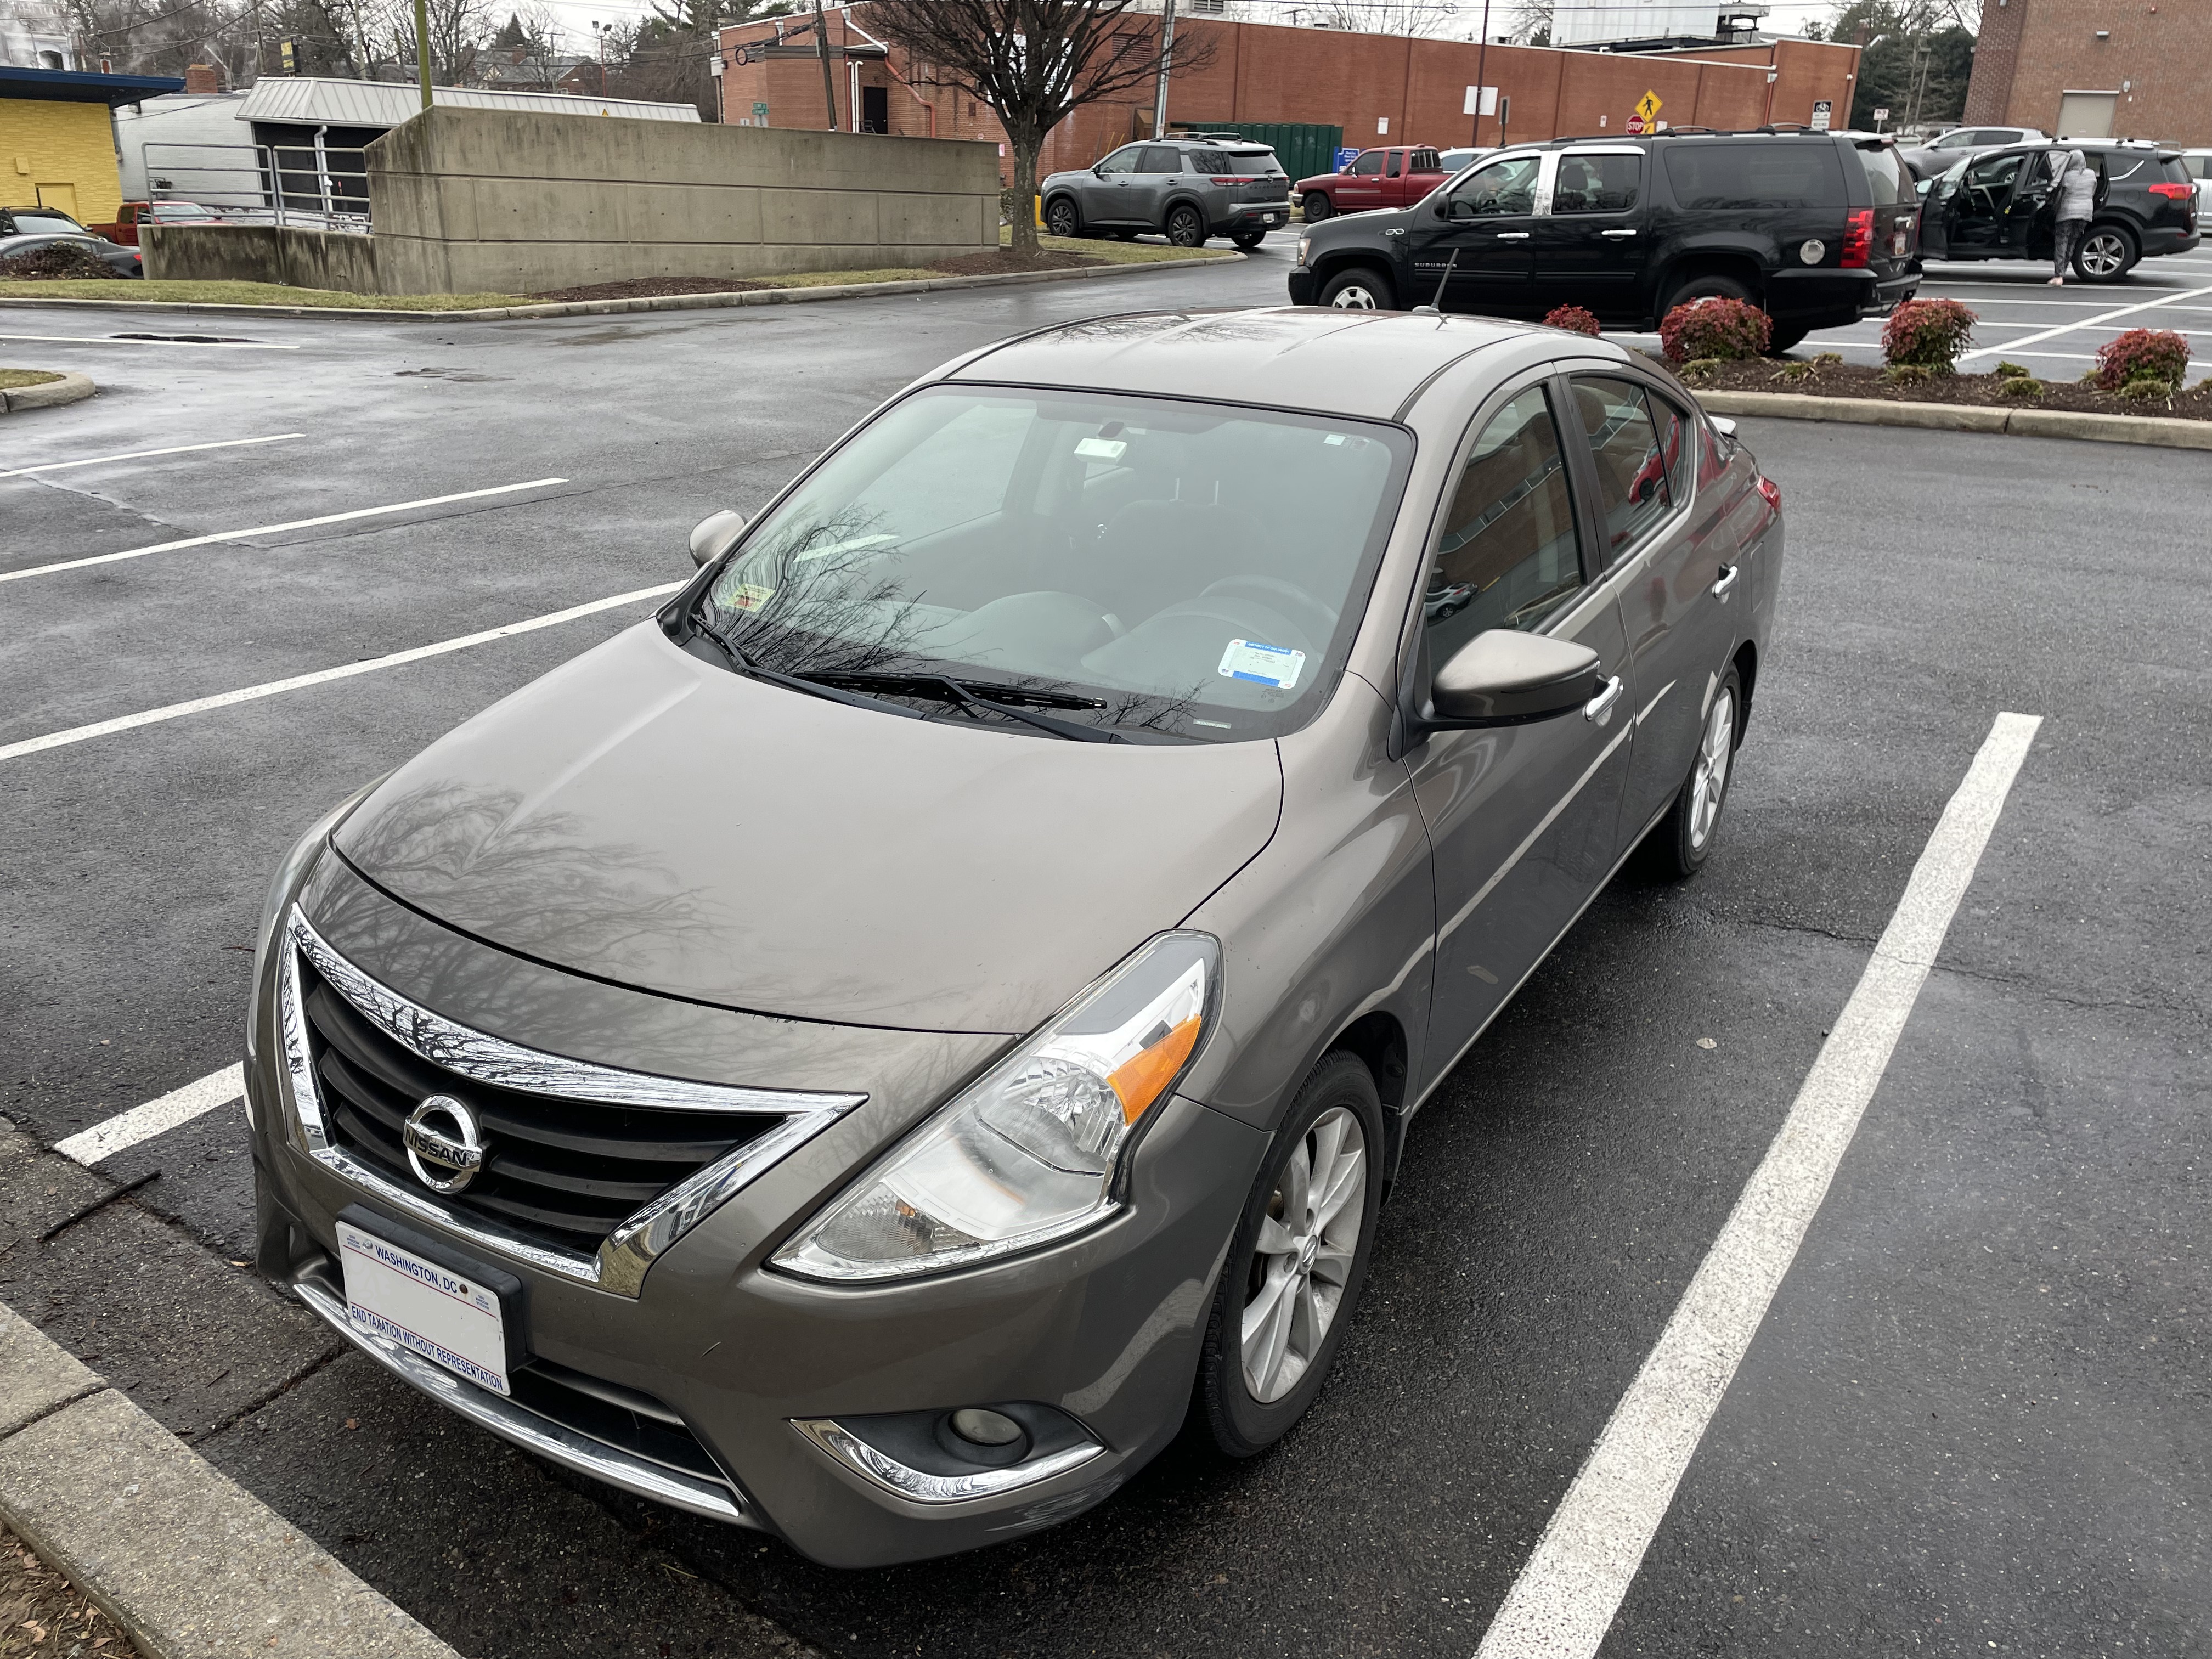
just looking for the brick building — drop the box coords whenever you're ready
[1965,0,2209,146]
[714,7,1859,187]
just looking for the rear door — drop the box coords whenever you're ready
[1531,148,1647,317]
[1133,145,1186,228]
[1405,151,1543,313]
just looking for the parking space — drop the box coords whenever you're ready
[2,249,2208,1659]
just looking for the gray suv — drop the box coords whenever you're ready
[1042,137,1292,248]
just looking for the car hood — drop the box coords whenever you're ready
[334,624,1284,1035]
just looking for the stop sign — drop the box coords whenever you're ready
[1626,114,1645,134]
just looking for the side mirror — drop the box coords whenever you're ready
[1434,200,1450,219]
[1425,630,1599,728]
[689,509,747,569]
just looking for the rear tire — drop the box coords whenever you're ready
[1232,228,1267,250]
[2072,223,2137,283]
[1043,196,1080,239]
[1319,267,1396,309]
[1302,191,1333,223]
[1662,271,1757,317]
[1765,323,1810,355]
[1199,1052,1385,1458]
[1644,667,1742,879]
[1166,205,1207,248]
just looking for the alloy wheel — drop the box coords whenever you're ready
[1329,282,1381,309]
[1242,1105,1367,1404]
[1167,207,1206,248]
[1688,686,1735,851]
[2078,230,2128,278]
[1046,199,1078,238]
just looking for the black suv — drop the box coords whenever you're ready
[1040,136,1294,250]
[1917,140,2200,281]
[1286,129,1919,353]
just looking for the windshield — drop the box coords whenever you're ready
[693,386,1413,742]
[12,211,79,233]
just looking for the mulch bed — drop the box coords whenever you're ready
[1663,354,2212,423]
[1,1525,139,1656]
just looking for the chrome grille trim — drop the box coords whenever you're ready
[280,904,865,1297]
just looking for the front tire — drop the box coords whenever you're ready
[1043,195,1080,239]
[1645,667,1742,879]
[2072,223,2137,283]
[1319,267,1396,309]
[1199,1052,1385,1458]
[1166,205,1207,248]
[1302,191,1333,223]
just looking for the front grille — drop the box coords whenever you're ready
[299,958,781,1255]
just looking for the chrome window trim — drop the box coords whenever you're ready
[295,1276,752,1526]
[279,905,866,1297]
[789,1418,1104,1506]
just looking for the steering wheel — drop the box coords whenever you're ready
[1200,575,1339,646]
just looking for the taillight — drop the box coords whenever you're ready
[2149,182,2193,200]
[1210,175,1261,185]
[1757,476,1782,514]
[1841,208,1874,268]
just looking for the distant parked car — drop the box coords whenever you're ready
[2177,149,2212,211]
[0,205,89,236]
[93,199,223,245]
[1040,137,1292,249]
[1918,140,2200,280]
[1437,147,1496,177]
[0,231,143,278]
[1296,146,1453,221]
[1291,128,1920,356]
[1899,125,2047,180]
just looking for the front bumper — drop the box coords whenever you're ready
[248,851,1269,1567]
[1286,267,1319,304]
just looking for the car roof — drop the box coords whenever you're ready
[940,308,1594,420]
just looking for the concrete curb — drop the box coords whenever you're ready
[0,370,95,413]
[0,250,1245,324]
[1695,388,2212,450]
[0,1297,461,1659]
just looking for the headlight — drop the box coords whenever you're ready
[772,932,1219,1283]
[1297,234,1311,267]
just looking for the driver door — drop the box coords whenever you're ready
[1944,150,2028,255]
[1404,152,1543,314]
[1336,149,1387,209]
[1085,146,1143,225]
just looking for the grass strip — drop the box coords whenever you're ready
[0,368,66,387]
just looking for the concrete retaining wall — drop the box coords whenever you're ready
[145,105,1000,296]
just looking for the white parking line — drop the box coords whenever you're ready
[0,582,682,765]
[1473,711,2041,1659]
[0,433,306,479]
[55,1064,245,1165]
[1959,283,2212,361]
[0,332,300,351]
[0,478,568,585]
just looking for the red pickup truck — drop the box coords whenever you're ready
[92,200,222,245]
[1295,147,1451,221]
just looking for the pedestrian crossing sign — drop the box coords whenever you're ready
[1635,91,1663,125]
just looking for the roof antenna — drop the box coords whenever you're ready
[1410,249,1458,317]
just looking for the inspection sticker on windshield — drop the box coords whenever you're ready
[727,582,775,613]
[1218,639,1306,690]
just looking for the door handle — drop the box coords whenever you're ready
[1493,230,1531,240]
[1599,228,1638,239]
[1712,563,1740,599]
[1584,675,1623,724]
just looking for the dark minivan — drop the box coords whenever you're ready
[1289,129,1919,353]
[1917,140,2200,281]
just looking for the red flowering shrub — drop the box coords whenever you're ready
[1543,304,1602,337]
[1658,297,1770,363]
[1881,298,1977,370]
[2094,328,2190,390]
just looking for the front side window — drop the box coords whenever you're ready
[1097,146,1141,174]
[1350,151,1384,176]
[1424,386,1585,663]
[1571,377,1675,560]
[1553,153,1643,214]
[1447,154,1541,216]
[697,388,1413,743]
[1963,151,2025,198]
[1387,151,1406,178]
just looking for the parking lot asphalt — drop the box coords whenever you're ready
[2,237,2208,1659]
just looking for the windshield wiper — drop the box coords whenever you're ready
[803,671,1126,744]
[690,621,926,720]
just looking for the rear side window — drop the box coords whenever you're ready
[1192,150,1232,176]
[1663,142,1846,210]
[1139,146,1182,173]
[2161,156,2196,184]
[1553,153,1643,213]
[1854,143,1911,207]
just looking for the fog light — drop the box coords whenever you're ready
[949,1407,1024,1447]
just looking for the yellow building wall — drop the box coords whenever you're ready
[0,99,123,224]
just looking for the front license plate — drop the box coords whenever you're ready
[338,1219,513,1395]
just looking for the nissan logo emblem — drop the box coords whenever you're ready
[404,1094,486,1194]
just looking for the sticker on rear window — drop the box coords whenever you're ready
[1218,639,1306,690]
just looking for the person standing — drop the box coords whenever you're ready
[2050,149,2099,285]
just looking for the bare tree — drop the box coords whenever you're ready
[1306,0,1455,34]
[861,0,1215,257]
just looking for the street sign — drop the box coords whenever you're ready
[1463,85,1498,116]
[1335,146,1360,170]
[1810,99,1833,131]
[1635,90,1663,125]
[753,100,770,120]
[1872,106,1890,121]
[1626,114,1645,136]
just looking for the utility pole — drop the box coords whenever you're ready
[413,0,432,111]
[1153,0,1177,140]
[1470,0,1493,147]
[812,0,838,130]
